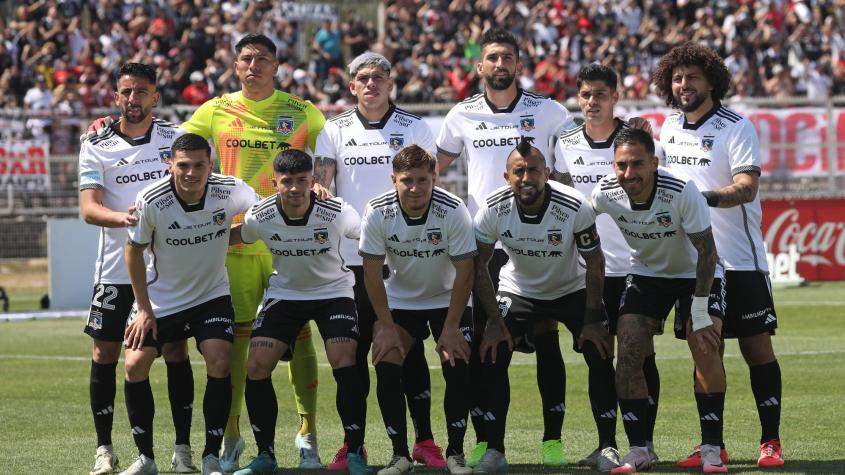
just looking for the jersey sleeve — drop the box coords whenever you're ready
[572,197,600,253]
[127,192,155,245]
[231,179,260,214]
[78,141,105,191]
[240,205,260,245]
[340,200,361,240]
[546,99,574,137]
[314,122,339,159]
[358,204,386,259]
[180,99,215,139]
[725,120,761,175]
[473,203,498,244]
[552,137,571,175]
[435,109,463,158]
[304,102,327,154]
[415,118,437,157]
[447,203,478,260]
[678,179,711,235]
[654,141,666,167]
[590,185,606,216]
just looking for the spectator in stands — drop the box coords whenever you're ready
[313,19,342,80]
[182,71,210,106]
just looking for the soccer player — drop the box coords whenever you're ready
[79,62,197,475]
[591,128,727,474]
[181,33,326,470]
[122,133,259,475]
[358,145,476,475]
[435,27,576,467]
[472,137,613,473]
[553,64,662,470]
[653,42,784,468]
[229,149,369,475]
[313,52,445,470]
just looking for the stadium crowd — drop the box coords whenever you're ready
[2,0,845,113]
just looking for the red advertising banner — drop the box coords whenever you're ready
[762,198,845,281]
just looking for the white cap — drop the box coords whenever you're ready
[190,71,204,82]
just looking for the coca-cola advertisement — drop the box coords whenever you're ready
[762,198,845,281]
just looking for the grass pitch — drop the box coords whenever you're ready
[1,283,844,474]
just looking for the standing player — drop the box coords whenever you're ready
[472,137,613,473]
[654,42,784,468]
[435,27,575,467]
[230,150,369,475]
[358,145,476,475]
[121,133,259,475]
[591,129,727,474]
[181,34,326,470]
[553,64,662,470]
[313,52,446,470]
[79,62,197,475]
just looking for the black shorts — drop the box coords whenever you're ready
[471,249,509,334]
[604,276,627,335]
[350,265,388,346]
[721,270,778,338]
[496,289,591,353]
[252,297,359,345]
[392,307,474,345]
[132,295,235,349]
[84,283,135,342]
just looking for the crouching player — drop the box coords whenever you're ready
[122,133,259,475]
[358,145,477,475]
[232,149,370,475]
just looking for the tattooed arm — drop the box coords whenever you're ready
[687,226,721,352]
[474,240,512,362]
[550,170,574,186]
[687,226,718,296]
[701,171,759,208]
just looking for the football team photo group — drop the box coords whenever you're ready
[78,27,785,475]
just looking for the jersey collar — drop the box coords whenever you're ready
[516,184,551,224]
[630,172,658,211]
[171,176,208,212]
[682,101,720,130]
[583,118,625,149]
[355,103,396,130]
[484,88,523,114]
[399,192,431,226]
[276,192,315,226]
[112,119,154,146]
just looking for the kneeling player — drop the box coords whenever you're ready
[472,137,614,473]
[122,133,259,475]
[232,150,370,475]
[591,129,727,474]
[358,145,476,475]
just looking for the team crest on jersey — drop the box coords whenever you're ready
[389,135,404,151]
[427,229,442,245]
[276,116,295,134]
[701,136,714,152]
[547,230,562,246]
[656,213,673,227]
[212,209,226,225]
[520,115,535,132]
[314,228,329,244]
[159,148,172,163]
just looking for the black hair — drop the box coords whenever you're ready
[273,149,313,174]
[171,133,211,157]
[116,63,156,87]
[652,42,731,107]
[480,27,519,59]
[508,135,545,163]
[235,33,277,57]
[576,63,618,90]
[392,144,435,173]
[613,127,655,156]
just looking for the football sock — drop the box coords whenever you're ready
[203,375,232,457]
[750,360,781,442]
[618,398,649,447]
[245,377,277,457]
[695,392,725,447]
[643,353,660,443]
[468,347,487,443]
[90,361,117,447]
[402,342,433,443]
[535,331,565,441]
[441,359,470,456]
[125,378,155,459]
[288,323,318,436]
[582,340,618,449]
[224,323,250,439]
[481,344,513,453]
[334,366,367,453]
[376,362,409,457]
[166,359,193,446]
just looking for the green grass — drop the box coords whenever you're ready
[2,283,845,474]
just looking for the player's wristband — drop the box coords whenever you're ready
[702,191,720,207]
[690,295,713,332]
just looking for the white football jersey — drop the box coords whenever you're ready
[436,89,573,216]
[474,181,598,300]
[129,174,258,317]
[241,194,360,300]
[359,187,477,310]
[554,119,632,276]
[78,119,184,284]
[315,104,436,266]
[661,104,767,272]
[592,167,722,279]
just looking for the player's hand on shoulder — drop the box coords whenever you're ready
[577,322,612,359]
[479,317,512,363]
[312,182,334,201]
[372,320,405,364]
[627,117,653,134]
[121,206,139,227]
[79,116,115,142]
[436,324,471,366]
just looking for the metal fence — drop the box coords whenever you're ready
[3,97,845,259]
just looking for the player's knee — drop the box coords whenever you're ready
[160,340,189,362]
[246,356,274,379]
[124,353,153,382]
[325,339,357,368]
[203,345,231,377]
[738,333,776,365]
[92,340,122,363]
